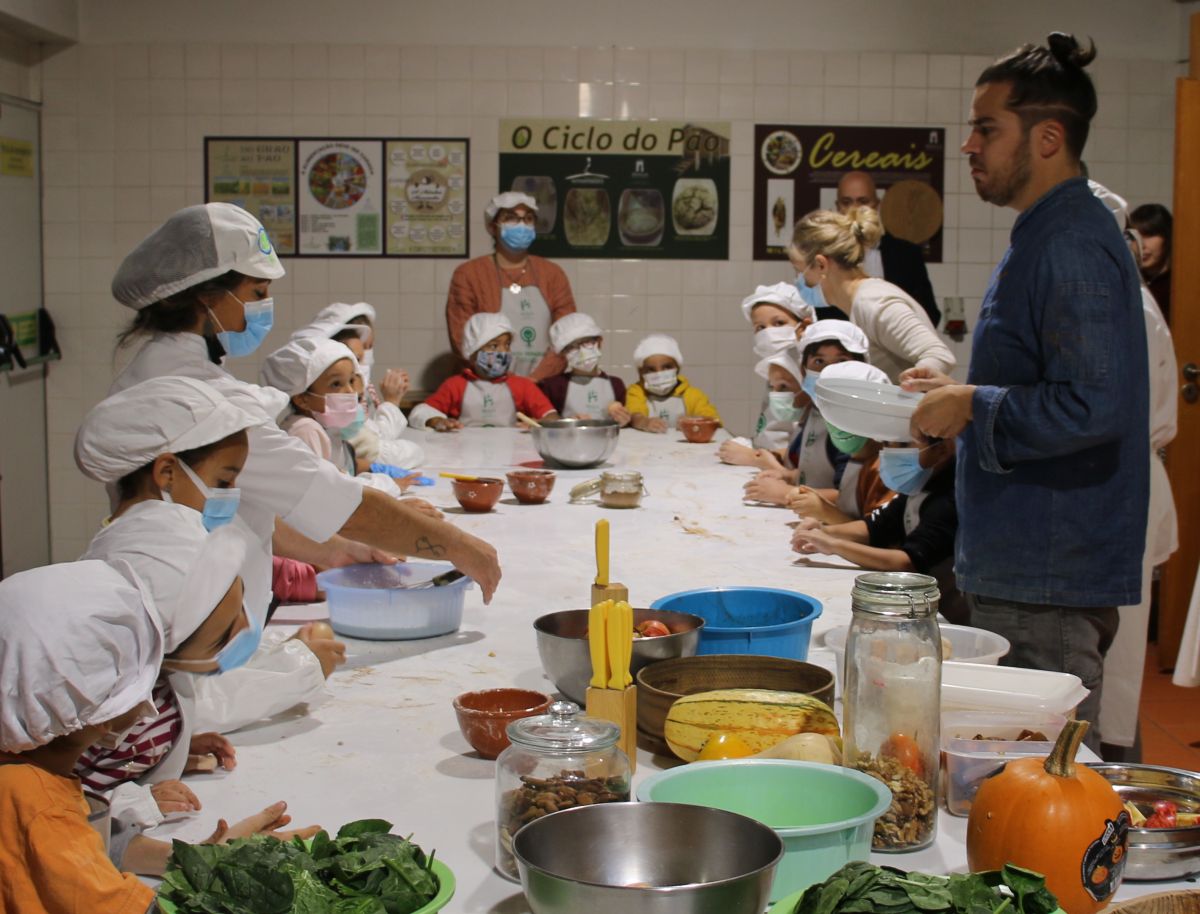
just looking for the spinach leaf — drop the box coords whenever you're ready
[337,818,393,839]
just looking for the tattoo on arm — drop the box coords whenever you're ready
[415,536,447,558]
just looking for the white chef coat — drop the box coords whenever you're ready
[369,402,426,467]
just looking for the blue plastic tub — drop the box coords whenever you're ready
[649,587,822,659]
[315,561,472,640]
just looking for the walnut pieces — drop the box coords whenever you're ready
[858,753,936,850]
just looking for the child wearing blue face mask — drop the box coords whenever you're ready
[410,312,559,431]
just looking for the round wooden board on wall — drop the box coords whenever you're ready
[879,179,944,245]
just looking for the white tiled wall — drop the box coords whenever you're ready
[31,41,1179,561]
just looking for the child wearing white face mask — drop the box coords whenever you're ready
[740,282,816,451]
[539,312,630,424]
[626,334,720,433]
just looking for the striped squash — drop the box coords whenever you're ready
[664,689,840,762]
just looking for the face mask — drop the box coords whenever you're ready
[642,369,678,396]
[311,391,360,430]
[826,422,869,455]
[767,390,802,423]
[340,406,367,440]
[801,371,820,399]
[794,275,828,312]
[355,348,375,386]
[209,295,274,358]
[753,326,798,359]
[165,458,241,532]
[475,350,513,379]
[879,447,934,496]
[96,700,159,750]
[566,343,602,373]
[499,223,536,251]
[167,609,262,676]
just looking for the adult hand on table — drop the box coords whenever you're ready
[202,801,321,845]
[326,537,402,567]
[152,780,201,814]
[294,622,347,679]
[743,473,794,506]
[379,369,409,406]
[397,498,443,520]
[186,732,237,772]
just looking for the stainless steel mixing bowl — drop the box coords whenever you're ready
[529,418,620,468]
[1088,763,1200,880]
[514,802,783,914]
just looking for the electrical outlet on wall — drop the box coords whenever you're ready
[943,296,967,342]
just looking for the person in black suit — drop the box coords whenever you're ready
[817,171,941,328]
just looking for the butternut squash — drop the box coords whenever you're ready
[664,689,840,762]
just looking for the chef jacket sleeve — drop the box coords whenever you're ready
[373,401,408,438]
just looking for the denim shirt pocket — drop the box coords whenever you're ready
[1042,280,1111,382]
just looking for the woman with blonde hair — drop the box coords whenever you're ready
[788,207,955,382]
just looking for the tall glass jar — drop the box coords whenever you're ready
[494,701,631,880]
[842,572,941,852]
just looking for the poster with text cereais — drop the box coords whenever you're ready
[298,139,384,256]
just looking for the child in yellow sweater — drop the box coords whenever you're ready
[625,334,721,433]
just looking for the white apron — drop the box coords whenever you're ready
[836,460,864,518]
[646,393,686,426]
[461,377,517,427]
[793,411,836,489]
[500,281,552,378]
[753,386,797,451]
[563,374,617,419]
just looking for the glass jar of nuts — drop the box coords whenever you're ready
[494,700,630,880]
[843,572,942,852]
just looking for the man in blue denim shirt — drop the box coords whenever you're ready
[904,34,1149,750]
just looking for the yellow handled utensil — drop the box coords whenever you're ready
[590,519,628,607]
[588,600,610,689]
[439,472,479,482]
[607,601,634,689]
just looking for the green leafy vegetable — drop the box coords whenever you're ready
[158,820,440,914]
[791,862,1060,914]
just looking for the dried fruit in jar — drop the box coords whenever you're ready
[856,752,936,850]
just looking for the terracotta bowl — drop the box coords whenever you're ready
[680,416,720,443]
[452,688,553,759]
[636,655,834,755]
[451,477,504,512]
[506,469,557,505]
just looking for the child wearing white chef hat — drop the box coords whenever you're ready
[0,559,317,895]
[539,312,630,424]
[626,334,721,433]
[409,311,559,431]
[740,281,817,452]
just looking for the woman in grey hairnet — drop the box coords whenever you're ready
[106,203,501,608]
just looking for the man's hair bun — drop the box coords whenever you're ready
[1047,32,1096,69]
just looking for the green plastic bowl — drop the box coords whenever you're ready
[157,857,455,914]
[637,759,891,902]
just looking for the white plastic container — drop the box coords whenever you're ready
[315,561,472,640]
[813,376,922,442]
[940,661,1089,715]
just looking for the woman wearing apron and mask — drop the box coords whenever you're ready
[445,192,578,380]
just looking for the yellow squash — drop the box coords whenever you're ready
[664,689,840,762]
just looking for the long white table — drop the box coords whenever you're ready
[147,428,1189,909]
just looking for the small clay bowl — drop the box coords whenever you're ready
[506,469,557,505]
[451,477,504,512]
[452,688,553,759]
[680,416,720,443]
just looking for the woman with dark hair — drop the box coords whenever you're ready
[1129,203,1173,322]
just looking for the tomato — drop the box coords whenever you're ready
[880,732,926,778]
[1144,800,1178,828]
[636,620,671,638]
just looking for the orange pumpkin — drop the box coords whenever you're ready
[967,719,1130,914]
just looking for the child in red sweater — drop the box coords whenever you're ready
[410,313,560,431]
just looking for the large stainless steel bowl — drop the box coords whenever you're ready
[534,608,704,704]
[514,802,783,914]
[1088,763,1200,880]
[529,418,619,468]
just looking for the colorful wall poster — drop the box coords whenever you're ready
[498,119,731,260]
[384,139,469,258]
[297,139,384,256]
[753,125,946,262]
[205,138,297,254]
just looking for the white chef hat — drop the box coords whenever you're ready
[0,559,163,752]
[292,317,371,343]
[817,359,891,386]
[82,503,247,653]
[292,301,378,344]
[75,376,260,484]
[798,319,870,357]
[461,312,514,359]
[112,203,286,309]
[633,334,684,368]
[1088,180,1129,230]
[740,282,815,323]
[485,191,538,223]
[260,337,358,395]
[549,312,603,354]
[754,350,803,382]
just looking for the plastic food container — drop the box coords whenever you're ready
[650,587,821,659]
[315,561,472,640]
[940,711,1069,816]
[941,661,1089,715]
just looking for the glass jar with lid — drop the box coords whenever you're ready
[494,700,631,880]
[568,471,647,508]
[842,571,941,852]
